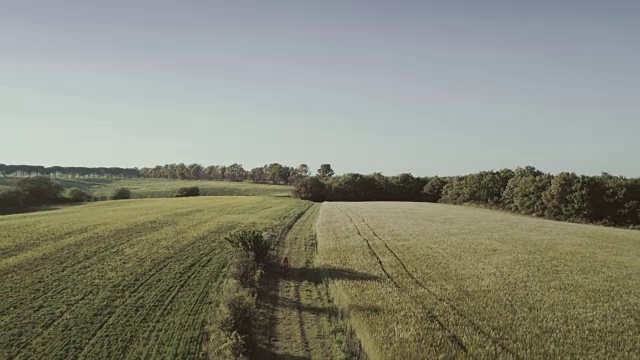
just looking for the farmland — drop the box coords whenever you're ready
[3,194,639,359]
[91,179,293,199]
[0,177,293,199]
[265,203,350,359]
[316,202,640,359]
[0,196,307,359]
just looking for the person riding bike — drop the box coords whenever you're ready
[280,256,289,275]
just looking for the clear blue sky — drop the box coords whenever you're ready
[1,1,638,176]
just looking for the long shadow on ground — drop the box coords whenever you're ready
[257,262,379,359]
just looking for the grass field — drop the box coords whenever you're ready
[93,178,292,198]
[0,196,307,359]
[0,178,114,194]
[0,177,293,198]
[316,202,640,359]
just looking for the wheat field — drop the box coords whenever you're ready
[316,202,640,359]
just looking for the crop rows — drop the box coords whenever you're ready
[0,196,305,359]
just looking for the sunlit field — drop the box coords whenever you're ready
[317,202,640,359]
[0,196,306,359]
[93,178,292,198]
[0,177,292,199]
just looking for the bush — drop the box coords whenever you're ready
[228,251,262,290]
[110,187,131,200]
[176,186,200,197]
[209,281,257,359]
[14,176,63,205]
[0,188,25,210]
[67,188,92,203]
[208,228,272,359]
[224,229,273,265]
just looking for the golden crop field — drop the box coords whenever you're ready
[316,202,640,359]
[0,196,307,359]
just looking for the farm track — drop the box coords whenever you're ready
[264,203,339,359]
[338,204,519,358]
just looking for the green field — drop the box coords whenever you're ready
[0,177,292,198]
[93,178,292,198]
[0,196,306,359]
[316,202,640,359]
[3,196,639,359]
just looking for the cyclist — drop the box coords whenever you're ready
[280,256,289,275]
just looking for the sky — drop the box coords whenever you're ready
[1,1,639,177]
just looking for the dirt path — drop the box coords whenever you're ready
[262,203,341,359]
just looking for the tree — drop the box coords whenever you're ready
[317,164,335,178]
[569,175,605,223]
[248,167,267,183]
[205,165,224,181]
[176,163,189,180]
[288,164,310,184]
[326,173,379,201]
[226,163,247,182]
[542,172,577,220]
[292,177,328,201]
[111,187,131,200]
[67,188,92,203]
[224,229,273,265]
[502,172,552,216]
[14,176,63,205]
[266,163,288,184]
[389,173,425,201]
[188,163,204,180]
[423,176,448,202]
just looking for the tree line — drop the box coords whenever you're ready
[0,164,139,179]
[139,163,332,185]
[3,162,637,228]
[0,162,335,186]
[292,166,640,228]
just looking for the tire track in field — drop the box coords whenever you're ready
[5,217,187,357]
[338,206,401,289]
[293,280,313,358]
[81,232,222,359]
[2,212,194,311]
[79,252,204,358]
[14,213,217,359]
[356,206,520,359]
[339,205,469,353]
[146,252,216,358]
[353,212,426,289]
